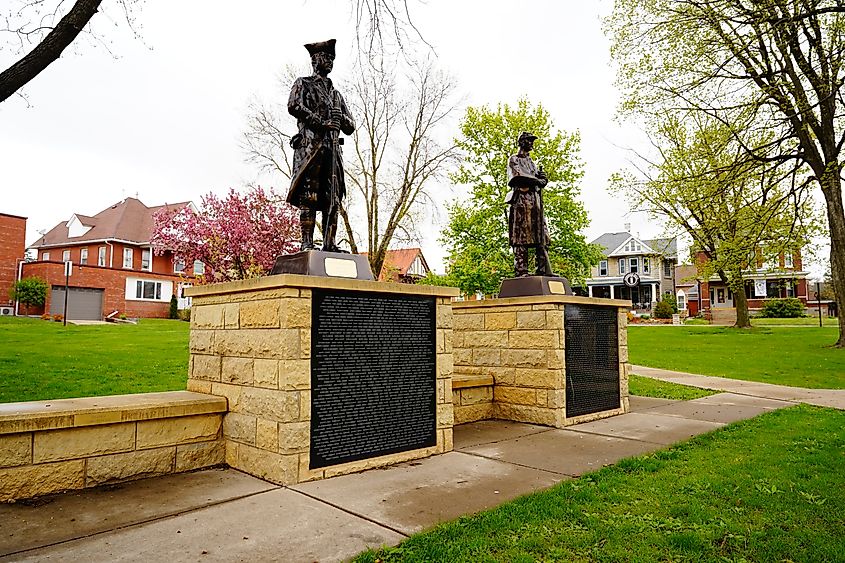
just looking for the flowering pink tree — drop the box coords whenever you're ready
[152,186,299,283]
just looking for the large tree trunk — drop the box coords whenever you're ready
[819,166,845,347]
[731,277,752,329]
[0,0,102,103]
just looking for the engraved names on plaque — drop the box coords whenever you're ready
[310,289,437,469]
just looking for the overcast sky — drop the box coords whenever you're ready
[4,0,817,274]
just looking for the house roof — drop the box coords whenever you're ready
[590,231,677,259]
[29,198,191,248]
[675,264,699,286]
[359,247,430,278]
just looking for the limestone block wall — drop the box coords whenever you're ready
[453,295,630,428]
[186,274,458,485]
[451,374,493,424]
[0,391,226,502]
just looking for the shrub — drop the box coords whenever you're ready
[653,299,674,319]
[661,292,679,313]
[10,277,48,314]
[178,308,191,322]
[640,314,651,320]
[169,296,179,319]
[759,298,804,318]
[40,313,51,321]
[52,314,63,322]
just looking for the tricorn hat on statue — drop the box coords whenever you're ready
[518,131,538,144]
[304,39,337,58]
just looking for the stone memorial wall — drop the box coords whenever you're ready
[185,275,457,486]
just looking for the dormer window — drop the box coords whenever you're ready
[623,240,642,252]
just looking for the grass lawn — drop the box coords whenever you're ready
[752,316,839,327]
[356,405,845,562]
[0,317,189,403]
[628,374,716,400]
[629,326,845,389]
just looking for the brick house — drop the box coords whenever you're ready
[584,227,678,311]
[692,249,810,321]
[0,212,27,314]
[361,247,431,283]
[23,198,199,320]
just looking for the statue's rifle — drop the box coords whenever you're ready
[324,90,342,251]
[535,164,554,276]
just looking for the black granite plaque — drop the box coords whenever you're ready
[310,289,437,469]
[564,304,620,418]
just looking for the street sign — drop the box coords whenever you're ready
[64,261,72,277]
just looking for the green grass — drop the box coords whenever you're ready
[0,317,189,403]
[752,316,839,327]
[629,326,845,389]
[356,405,845,562]
[628,374,716,400]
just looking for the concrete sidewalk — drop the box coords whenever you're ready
[0,390,794,563]
[632,365,845,409]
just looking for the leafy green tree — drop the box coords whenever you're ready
[612,114,822,328]
[440,99,601,295]
[10,277,48,315]
[606,0,845,345]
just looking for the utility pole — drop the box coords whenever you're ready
[63,260,71,327]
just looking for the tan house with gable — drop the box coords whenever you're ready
[584,227,678,311]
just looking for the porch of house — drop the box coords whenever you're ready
[587,283,660,312]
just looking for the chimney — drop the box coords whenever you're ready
[624,222,631,233]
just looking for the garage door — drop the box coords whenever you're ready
[50,286,105,320]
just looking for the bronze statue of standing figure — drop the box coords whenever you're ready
[287,39,355,252]
[506,131,554,277]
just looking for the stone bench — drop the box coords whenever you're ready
[0,391,226,501]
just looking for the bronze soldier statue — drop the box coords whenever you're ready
[506,131,554,277]
[287,39,355,252]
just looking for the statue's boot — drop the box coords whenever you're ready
[300,209,316,251]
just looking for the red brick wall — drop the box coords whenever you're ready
[20,261,187,318]
[33,243,178,275]
[0,214,26,306]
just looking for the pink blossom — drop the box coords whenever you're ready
[152,186,299,283]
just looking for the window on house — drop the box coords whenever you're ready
[664,260,672,278]
[623,240,642,252]
[98,246,107,267]
[766,280,780,298]
[62,250,71,262]
[599,260,608,276]
[784,253,794,268]
[193,260,205,275]
[42,252,50,261]
[174,260,185,273]
[80,248,88,265]
[785,281,795,297]
[643,257,650,274]
[135,280,162,300]
[141,249,151,271]
[123,248,133,269]
[619,258,627,275]
[677,291,687,310]
[629,257,639,273]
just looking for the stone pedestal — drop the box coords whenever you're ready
[452,295,630,428]
[185,275,458,485]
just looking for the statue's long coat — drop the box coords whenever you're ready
[287,75,355,210]
[507,154,550,247]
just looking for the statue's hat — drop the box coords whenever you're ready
[305,39,337,58]
[518,131,538,144]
